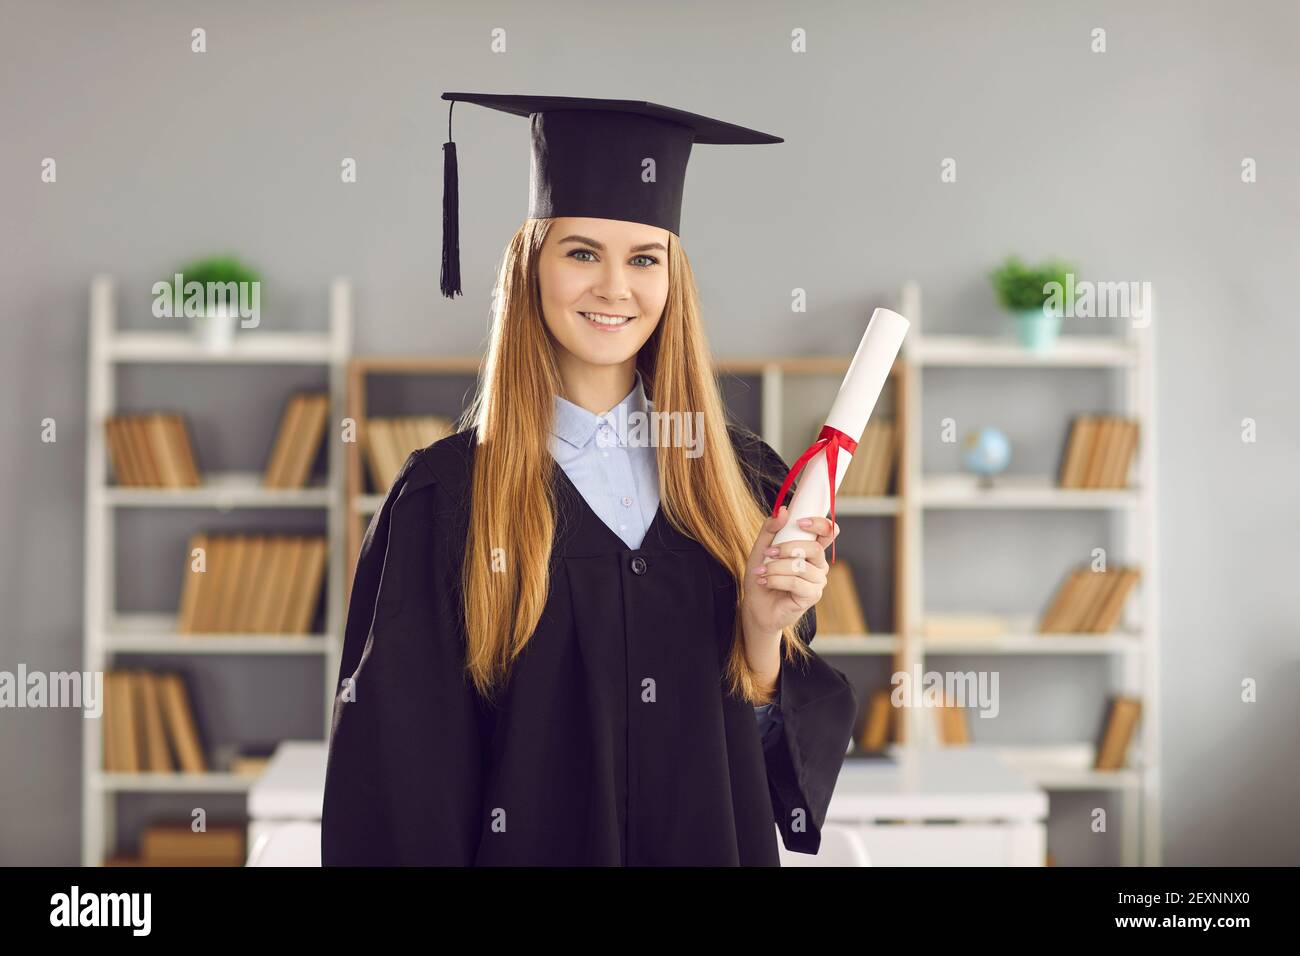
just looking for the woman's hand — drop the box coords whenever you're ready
[739,506,840,693]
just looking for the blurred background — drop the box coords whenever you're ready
[1,0,1297,866]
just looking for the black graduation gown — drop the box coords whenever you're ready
[321,425,859,866]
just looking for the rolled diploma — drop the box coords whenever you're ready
[771,307,910,550]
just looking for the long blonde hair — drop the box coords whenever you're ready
[456,218,811,705]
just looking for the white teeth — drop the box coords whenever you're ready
[582,312,633,326]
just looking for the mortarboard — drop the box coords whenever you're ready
[439,92,783,299]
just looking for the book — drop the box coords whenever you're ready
[102,670,209,776]
[284,536,328,634]
[264,394,306,488]
[815,561,869,634]
[230,755,272,776]
[248,536,285,632]
[869,421,897,495]
[1040,566,1137,634]
[104,413,201,488]
[282,394,330,488]
[1058,415,1095,488]
[268,536,308,632]
[1095,696,1142,769]
[230,534,267,633]
[210,533,245,633]
[859,689,893,751]
[363,415,456,492]
[102,671,121,771]
[1039,569,1084,633]
[1086,567,1141,633]
[140,824,245,866]
[102,670,143,773]
[937,697,970,745]
[118,670,142,772]
[148,414,181,487]
[169,415,202,485]
[1059,415,1139,489]
[1105,420,1139,488]
[175,533,328,635]
[128,417,161,485]
[263,392,329,488]
[104,418,136,486]
[157,673,207,773]
[1083,417,1114,488]
[921,614,1008,639]
[197,535,227,634]
[137,672,174,773]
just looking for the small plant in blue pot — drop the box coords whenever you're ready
[989,256,1074,352]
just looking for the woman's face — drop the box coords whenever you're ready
[536,216,670,371]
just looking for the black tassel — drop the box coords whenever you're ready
[440,140,462,299]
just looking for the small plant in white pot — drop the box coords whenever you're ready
[175,255,261,349]
[989,256,1074,352]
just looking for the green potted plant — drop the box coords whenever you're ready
[989,256,1074,351]
[175,255,261,349]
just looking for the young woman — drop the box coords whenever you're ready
[321,95,858,866]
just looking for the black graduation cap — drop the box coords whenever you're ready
[439,92,783,298]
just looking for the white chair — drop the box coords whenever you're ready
[246,821,322,867]
[776,823,872,866]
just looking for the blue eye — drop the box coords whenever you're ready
[566,249,659,267]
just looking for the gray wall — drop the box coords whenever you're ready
[2,0,1296,865]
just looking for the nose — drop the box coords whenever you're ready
[591,258,633,304]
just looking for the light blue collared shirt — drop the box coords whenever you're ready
[549,369,784,750]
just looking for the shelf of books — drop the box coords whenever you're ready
[81,276,352,866]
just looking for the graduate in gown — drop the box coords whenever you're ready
[321,93,859,866]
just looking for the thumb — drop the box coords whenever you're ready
[752,505,791,558]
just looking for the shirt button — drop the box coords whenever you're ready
[601,451,609,458]
[630,556,647,575]
[621,496,632,506]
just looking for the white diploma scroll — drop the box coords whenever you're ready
[771,307,911,552]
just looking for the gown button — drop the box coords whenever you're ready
[630,556,647,575]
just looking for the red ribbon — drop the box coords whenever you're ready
[771,424,858,565]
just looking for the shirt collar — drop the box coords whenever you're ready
[552,369,652,449]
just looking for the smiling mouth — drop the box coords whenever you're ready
[579,311,636,328]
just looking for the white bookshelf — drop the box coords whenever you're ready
[80,275,352,866]
[896,280,1161,866]
[742,283,1160,866]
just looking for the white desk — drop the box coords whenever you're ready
[243,741,1048,866]
[826,746,1049,866]
[246,740,327,865]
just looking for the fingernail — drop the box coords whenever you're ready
[798,518,812,527]
[755,565,767,575]
[779,506,788,516]
[765,547,778,556]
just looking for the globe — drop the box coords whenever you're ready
[962,426,1011,482]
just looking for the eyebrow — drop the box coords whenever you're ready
[558,235,667,254]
